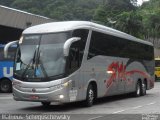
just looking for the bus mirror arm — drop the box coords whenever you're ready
[63,37,81,56]
[4,41,18,58]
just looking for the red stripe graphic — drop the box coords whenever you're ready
[105,61,154,95]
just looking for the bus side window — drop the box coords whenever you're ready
[68,41,80,73]
[67,29,89,74]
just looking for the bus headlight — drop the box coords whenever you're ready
[59,95,64,99]
[63,82,69,87]
[63,80,72,87]
[49,81,72,91]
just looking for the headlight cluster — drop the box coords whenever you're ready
[49,81,71,91]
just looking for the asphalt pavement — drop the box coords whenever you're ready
[0,82,160,120]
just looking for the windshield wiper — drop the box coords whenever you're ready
[35,50,48,78]
[21,48,37,78]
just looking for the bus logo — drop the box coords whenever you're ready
[32,88,36,93]
[3,67,13,78]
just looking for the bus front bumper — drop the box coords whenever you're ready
[13,86,70,104]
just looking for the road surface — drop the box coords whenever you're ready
[0,82,160,120]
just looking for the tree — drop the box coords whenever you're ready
[93,0,138,28]
[115,11,144,38]
[0,0,159,43]
[0,0,15,6]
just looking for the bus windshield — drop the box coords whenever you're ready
[14,32,71,81]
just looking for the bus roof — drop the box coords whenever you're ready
[23,21,153,46]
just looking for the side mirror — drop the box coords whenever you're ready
[4,41,18,58]
[63,37,81,56]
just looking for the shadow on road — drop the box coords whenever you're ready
[19,93,153,112]
[20,103,82,112]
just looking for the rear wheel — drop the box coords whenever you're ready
[0,79,12,93]
[84,84,95,107]
[141,82,146,96]
[133,81,141,97]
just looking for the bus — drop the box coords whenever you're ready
[6,21,154,107]
[0,44,17,93]
[155,57,160,80]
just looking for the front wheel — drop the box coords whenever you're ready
[84,84,95,107]
[0,79,12,93]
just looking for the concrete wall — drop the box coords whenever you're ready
[0,5,54,43]
[0,5,53,29]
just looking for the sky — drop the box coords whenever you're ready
[137,0,150,5]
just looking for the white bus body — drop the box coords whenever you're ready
[12,21,154,106]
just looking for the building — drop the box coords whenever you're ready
[0,5,53,44]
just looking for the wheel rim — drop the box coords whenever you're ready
[143,83,146,94]
[137,83,140,95]
[88,89,94,104]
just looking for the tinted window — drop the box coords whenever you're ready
[7,47,17,60]
[67,29,89,74]
[0,46,17,61]
[88,31,154,60]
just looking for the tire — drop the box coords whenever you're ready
[0,79,12,93]
[133,81,141,97]
[41,102,51,106]
[84,84,95,107]
[141,82,146,96]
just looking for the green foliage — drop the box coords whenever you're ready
[0,0,101,21]
[115,11,144,38]
[140,0,160,39]
[0,0,159,39]
[0,0,15,6]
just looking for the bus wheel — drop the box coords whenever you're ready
[0,79,12,93]
[134,81,141,97]
[41,102,51,106]
[141,82,146,96]
[85,84,95,107]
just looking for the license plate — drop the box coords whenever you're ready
[30,95,39,100]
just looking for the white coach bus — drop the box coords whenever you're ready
[6,21,154,107]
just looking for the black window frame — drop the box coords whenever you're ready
[66,29,89,74]
[88,31,154,61]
